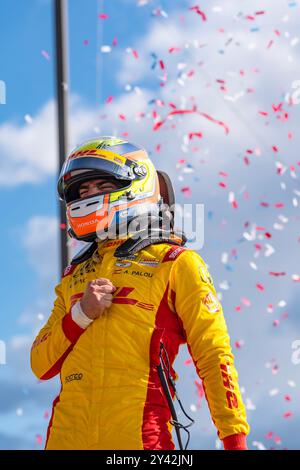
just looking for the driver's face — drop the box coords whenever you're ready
[79,178,119,198]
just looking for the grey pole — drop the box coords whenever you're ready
[54,0,69,271]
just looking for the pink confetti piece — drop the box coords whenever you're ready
[41,50,50,60]
[59,223,66,230]
[35,434,43,445]
[119,114,126,120]
[184,359,193,366]
[189,5,207,21]
[159,60,165,70]
[256,283,265,292]
[98,13,108,20]
[269,272,286,277]
[241,297,251,307]
[284,395,291,402]
[283,411,293,418]
[169,47,181,53]
[112,37,118,47]
[44,411,49,419]
[188,132,203,140]
[273,319,280,327]
[106,96,113,104]
[194,379,205,406]
[132,49,139,59]
[83,39,89,46]
[181,186,192,197]
[274,436,282,444]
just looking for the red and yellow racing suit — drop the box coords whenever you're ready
[31,239,250,450]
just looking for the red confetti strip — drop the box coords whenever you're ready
[272,103,283,113]
[159,60,165,70]
[269,272,286,277]
[188,132,203,140]
[219,182,227,188]
[153,120,166,131]
[256,283,265,291]
[168,47,181,53]
[153,107,229,134]
[189,5,207,21]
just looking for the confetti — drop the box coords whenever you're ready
[41,50,50,60]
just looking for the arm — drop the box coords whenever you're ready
[30,282,85,380]
[169,250,250,450]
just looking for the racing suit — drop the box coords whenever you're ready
[31,238,250,450]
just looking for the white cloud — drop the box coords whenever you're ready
[22,216,59,281]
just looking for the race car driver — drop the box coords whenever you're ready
[30,137,250,450]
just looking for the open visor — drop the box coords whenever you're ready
[58,156,135,200]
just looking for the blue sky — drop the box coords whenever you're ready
[0,0,300,450]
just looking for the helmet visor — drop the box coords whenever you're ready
[58,155,134,200]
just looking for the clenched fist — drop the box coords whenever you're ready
[80,278,116,320]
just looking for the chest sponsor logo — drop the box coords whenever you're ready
[139,258,160,267]
[202,292,221,313]
[112,287,154,311]
[115,260,132,267]
[65,373,83,383]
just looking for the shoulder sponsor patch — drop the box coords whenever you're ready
[198,264,213,285]
[162,245,186,263]
[202,292,221,313]
[62,264,77,278]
